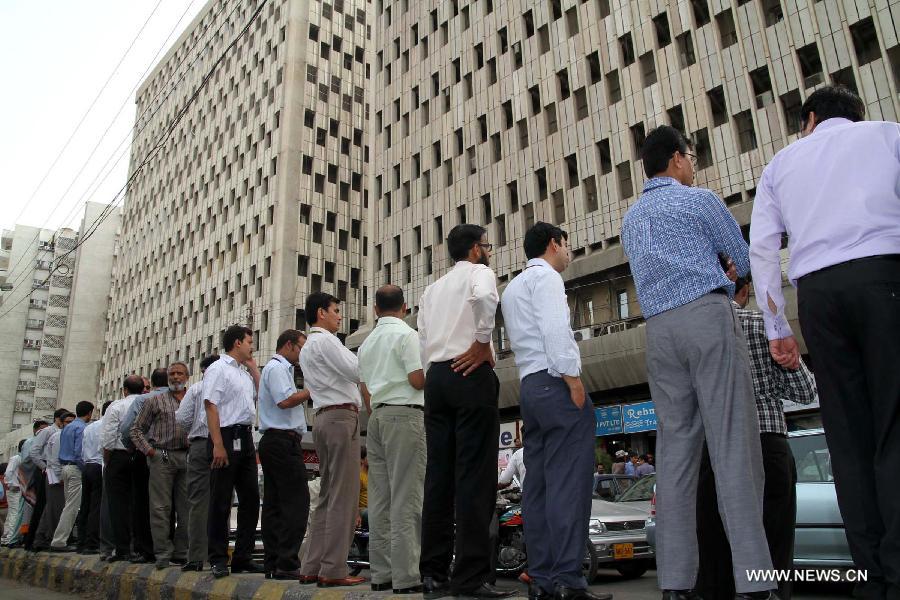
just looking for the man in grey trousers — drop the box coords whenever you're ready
[358,285,427,594]
[174,354,219,572]
[622,126,776,600]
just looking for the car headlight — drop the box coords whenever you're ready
[589,519,606,535]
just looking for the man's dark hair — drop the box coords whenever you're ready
[276,329,306,350]
[33,419,48,432]
[447,224,487,261]
[222,325,253,352]
[53,408,69,421]
[101,401,113,416]
[800,85,865,128]
[18,439,26,451]
[305,292,340,326]
[375,285,405,312]
[523,222,568,260]
[75,401,94,418]
[199,355,220,372]
[641,125,692,178]
[0,462,6,474]
[640,454,650,462]
[123,375,145,395]
[150,367,169,388]
[62,412,75,422]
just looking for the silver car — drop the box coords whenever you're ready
[645,428,853,568]
[588,493,655,579]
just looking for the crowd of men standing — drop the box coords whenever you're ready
[0,84,897,600]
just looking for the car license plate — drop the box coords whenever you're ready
[613,543,634,560]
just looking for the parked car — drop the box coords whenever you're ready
[645,428,853,568]
[588,495,655,579]
[593,474,640,501]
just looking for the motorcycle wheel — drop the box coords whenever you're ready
[582,541,599,583]
[349,565,363,576]
[615,559,649,579]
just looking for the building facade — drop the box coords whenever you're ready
[0,202,120,458]
[359,0,900,452]
[99,0,372,398]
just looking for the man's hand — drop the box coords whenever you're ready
[210,443,229,469]
[452,341,495,376]
[770,336,800,370]
[563,375,586,409]
[147,448,156,458]
[244,358,259,372]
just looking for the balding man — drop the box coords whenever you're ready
[359,285,427,593]
[131,362,191,570]
[101,375,147,562]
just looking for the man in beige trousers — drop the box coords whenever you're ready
[359,285,427,594]
[298,292,364,587]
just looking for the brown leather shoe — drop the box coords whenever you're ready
[317,575,367,587]
[298,575,318,584]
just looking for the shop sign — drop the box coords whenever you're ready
[499,421,520,448]
[622,400,657,433]
[595,405,623,436]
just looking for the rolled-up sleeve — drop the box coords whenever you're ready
[202,366,227,407]
[469,266,499,344]
[268,364,297,406]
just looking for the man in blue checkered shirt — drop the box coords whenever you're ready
[621,125,776,600]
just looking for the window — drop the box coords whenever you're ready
[597,139,612,174]
[575,88,589,120]
[538,25,550,54]
[456,204,467,225]
[708,86,728,127]
[558,69,571,100]
[535,168,548,200]
[583,176,598,213]
[692,128,713,169]
[831,67,859,94]
[565,7,579,37]
[653,13,671,47]
[617,290,630,319]
[717,10,737,48]
[518,119,529,149]
[735,110,757,152]
[616,162,633,199]
[762,0,783,27]
[523,10,535,38]
[797,43,824,87]
[667,104,686,132]
[781,90,803,135]
[551,191,566,224]
[750,66,774,108]
[529,85,542,115]
[606,70,622,103]
[677,32,696,67]
[690,0,710,27]
[491,134,502,162]
[545,103,558,135]
[508,180,519,213]
[565,154,579,189]
[523,202,535,229]
[435,215,443,242]
[597,0,610,18]
[850,17,880,66]
[640,52,657,85]
[482,194,492,224]
[630,123,646,159]
[619,34,635,66]
[587,51,602,84]
[496,215,507,247]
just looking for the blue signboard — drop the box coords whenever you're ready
[622,401,657,433]
[595,405,623,436]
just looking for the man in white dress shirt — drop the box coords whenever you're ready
[417,224,512,598]
[101,376,146,561]
[23,408,68,550]
[33,412,74,551]
[257,329,311,580]
[298,292,366,587]
[174,354,219,572]
[203,325,263,578]
[78,401,110,554]
[502,223,611,600]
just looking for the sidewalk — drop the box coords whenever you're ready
[0,547,439,600]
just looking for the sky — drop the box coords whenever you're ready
[0,0,207,234]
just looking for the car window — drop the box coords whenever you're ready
[616,474,655,502]
[789,433,834,483]
[616,478,634,496]
[596,479,616,500]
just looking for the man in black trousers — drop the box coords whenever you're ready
[203,325,264,578]
[257,329,311,579]
[750,85,900,598]
[417,224,512,598]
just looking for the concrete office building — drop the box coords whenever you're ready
[0,202,121,458]
[356,0,900,453]
[99,0,372,398]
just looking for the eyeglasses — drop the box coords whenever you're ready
[682,151,698,166]
[478,243,493,252]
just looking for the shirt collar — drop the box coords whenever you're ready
[272,353,294,368]
[376,316,405,327]
[220,353,240,368]
[525,257,553,270]
[811,117,852,134]
[453,260,475,270]
[642,176,680,194]
[309,326,335,337]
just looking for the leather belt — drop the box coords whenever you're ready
[263,428,303,440]
[316,403,359,415]
[373,404,423,411]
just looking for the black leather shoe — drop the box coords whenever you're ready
[130,554,154,564]
[423,576,448,593]
[230,560,265,574]
[49,545,78,553]
[394,585,423,594]
[555,586,613,600]
[530,583,554,600]
[467,583,517,598]
[271,569,304,580]
[170,557,187,565]
[371,582,393,591]
[180,561,203,572]
[211,564,230,578]
[735,593,780,600]
[661,592,702,600]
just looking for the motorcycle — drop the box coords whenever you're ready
[348,526,370,576]
[495,489,599,582]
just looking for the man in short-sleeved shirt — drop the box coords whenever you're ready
[358,285,427,593]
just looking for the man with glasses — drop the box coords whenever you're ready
[621,125,776,600]
[417,224,512,598]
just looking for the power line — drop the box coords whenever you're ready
[0,0,270,322]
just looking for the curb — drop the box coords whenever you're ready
[0,548,444,600]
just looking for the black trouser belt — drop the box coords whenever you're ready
[373,404,423,411]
